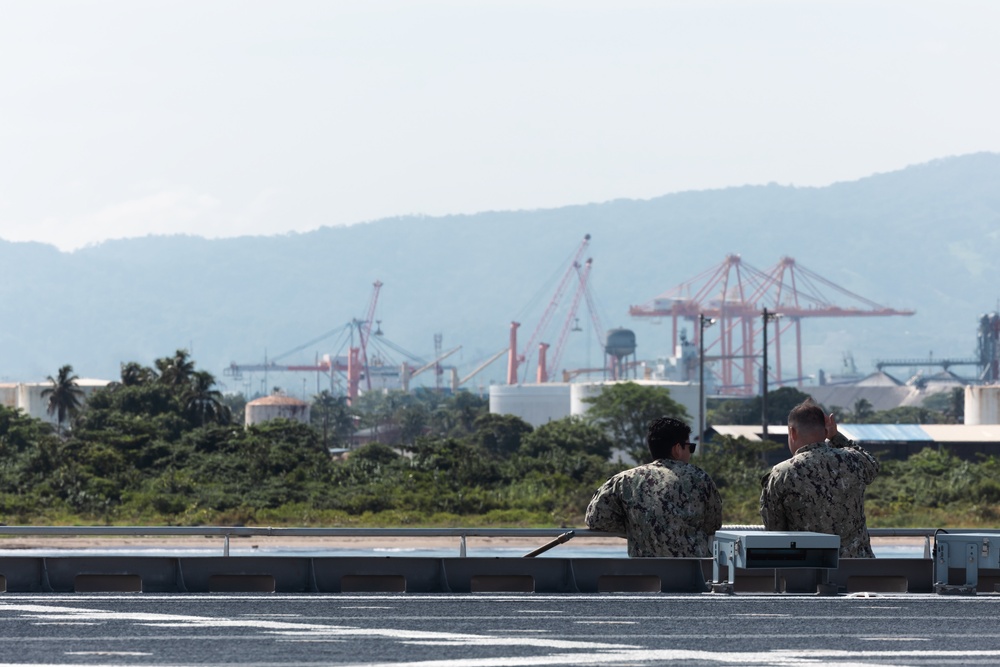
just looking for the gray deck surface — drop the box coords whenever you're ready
[3,593,1000,666]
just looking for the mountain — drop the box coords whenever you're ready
[2,152,999,395]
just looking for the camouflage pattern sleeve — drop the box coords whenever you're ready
[830,432,880,484]
[759,470,789,531]
[585,476,626,535]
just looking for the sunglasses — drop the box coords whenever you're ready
[685,442,697,453]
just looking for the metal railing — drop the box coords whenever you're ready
[0,525,989,557]
[0,525,619,557]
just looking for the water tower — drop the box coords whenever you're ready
[605,328,637,380]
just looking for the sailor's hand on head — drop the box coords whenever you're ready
[825,412,839,440]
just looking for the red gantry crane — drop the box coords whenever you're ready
[628,255,915,396]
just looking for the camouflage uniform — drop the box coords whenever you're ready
[759,433,880,558]
[585,459,723,557]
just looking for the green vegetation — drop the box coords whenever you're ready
[0,364,995,529]
[707,386,813,426]
[582,381,689,463]
[0,352,622,526]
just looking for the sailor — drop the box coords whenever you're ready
[585,416,723,557]
[759,399,880,558]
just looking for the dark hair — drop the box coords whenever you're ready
[787,399,826,436]
[647,416,691,460]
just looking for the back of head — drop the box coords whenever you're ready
[647,416,690,460]
[787,399,826,442]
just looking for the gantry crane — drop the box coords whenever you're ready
[224,280,385,404]
[629,255,915,396]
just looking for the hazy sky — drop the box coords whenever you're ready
[2,0,999,251]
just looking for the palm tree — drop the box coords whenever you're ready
[155,349,196,389]
[312,389,355,448]
[852,398,875,422]
[119,361,158,387]
[41,364,85,435]
[183,370,230,426]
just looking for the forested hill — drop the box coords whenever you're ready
[2,152,999,389]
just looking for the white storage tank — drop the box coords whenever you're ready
[245,394,311,427]
[7,379,111,425]
[965,385,1000,425]
[489,383,572,427]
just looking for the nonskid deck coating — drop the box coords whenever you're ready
[2,593,1000,666]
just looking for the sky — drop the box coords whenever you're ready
[2,0,999,252]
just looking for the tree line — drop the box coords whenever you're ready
[0,351,991,528]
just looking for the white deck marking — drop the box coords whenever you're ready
[32,622,102,626]
[575,621,639,625]
[65,652,151,657]
[340,606,396,610]
[0,601,637,652]
[240,613,302,617]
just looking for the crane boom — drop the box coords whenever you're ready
[409,346,462,378]
[401,346,462,391]
[458,347,508,386]
[358,280,383,391]
[547,258,592,381]
[518,234,591,382]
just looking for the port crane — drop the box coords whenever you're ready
[224,281,475,402]
[400,345,462,391]
[224,281,385,404]
[507,234,606,384]
[629,255,915,396]
[540,258,606,382]
[357,280,383,392]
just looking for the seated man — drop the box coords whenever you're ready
[585,416,723,557]
[760,399,880,558]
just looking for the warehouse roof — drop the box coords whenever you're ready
[711,423,1000,443]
